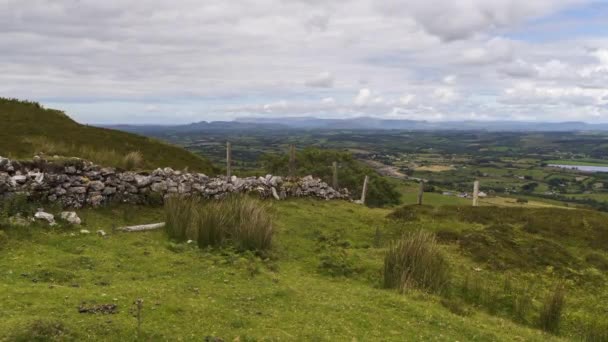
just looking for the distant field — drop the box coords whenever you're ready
[546,159,608,167]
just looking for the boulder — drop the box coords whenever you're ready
[60,211,81,225]
[34,211,56,226]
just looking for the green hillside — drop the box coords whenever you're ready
[0,98,217,173]
[2,196,607,340]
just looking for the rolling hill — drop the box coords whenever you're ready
[0,98,217,173]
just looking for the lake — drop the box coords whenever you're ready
[549,164,608,173]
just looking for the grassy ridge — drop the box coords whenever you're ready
[0,98,217,173]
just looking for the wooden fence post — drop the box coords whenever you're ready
[289,144,296,178]
[473,180,480,207]
[332,161,338,189]
[226,141,232,179]
[417,180,424,205]
[360,175,369,205]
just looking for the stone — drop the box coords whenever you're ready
[34,211,56,226]
[134,175,152,187]
[271,187,280,200]
[88,181,105,191]
[68,186,87,194]
[11,175,27,184]
[60,211,81,225]
[80,229,90,234]
[97,230,106,237]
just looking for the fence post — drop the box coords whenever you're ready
[360,175,369,205]
[417,180,424,205]
[289,144,296,178]
[473,180,480,207]
[226,141,232,179]
[332,161,338,189]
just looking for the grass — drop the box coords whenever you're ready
[0,200,563,341]
[383,230,450,294]
[164,195,273,251]
[0,98,217,173]
[540,282,566,334]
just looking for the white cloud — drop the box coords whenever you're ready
[399,94,415,105]
[0,0,606,124]
[321,97,335,104]
[434,87,459,103]
[354,88,372,106]
[305,71,334,88]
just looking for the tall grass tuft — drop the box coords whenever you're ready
[539,282,566,334]
[197,195,273,251]
[123,151,144,170]
[383,230,450,294]
[164,196,200,242]
[163,195,273,251]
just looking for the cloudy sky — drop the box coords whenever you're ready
[2,0,608,124]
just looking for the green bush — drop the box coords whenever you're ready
[1,193,34,221]
[164,195,273,252]
[539,282,566,334]
[383,231,450,294]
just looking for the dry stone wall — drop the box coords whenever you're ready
[0,156,350,208]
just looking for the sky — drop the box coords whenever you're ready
[2,0,608,124]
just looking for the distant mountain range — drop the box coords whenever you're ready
[103,116,608,133]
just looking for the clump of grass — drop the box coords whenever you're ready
[539,282,566,334]
[164,195,273,252]
[10,319,74,341]
[164,196,200,242]
[123,151,144,170]
[582,318,608,342]
[383,230,450,294]
[197,195,273,251]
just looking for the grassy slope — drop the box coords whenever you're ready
[0,201,564,341]
[0,98,217,173]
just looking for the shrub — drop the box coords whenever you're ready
[164,195,273,252]
[123,151,143,170]
[383,231,450,294]
[539,282,566,334]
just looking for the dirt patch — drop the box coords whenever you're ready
[78,303,118,314]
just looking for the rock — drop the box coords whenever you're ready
[134,175,152,187]
[88,181,105,191]
[68,186,87,194]
[34,211,56,226]
[271,187,280,200]
[60,211,81,225]
[80,229,90,234]
[9,215,30,226]
[97,230,106,237]
[11,175,27,184]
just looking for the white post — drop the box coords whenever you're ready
[226,141,232,179]
[360,175,369,205]
[417,181,424,205]
[332,161,338,189]
[473,180,480,207]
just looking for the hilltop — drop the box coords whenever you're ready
[0,98,217,173]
